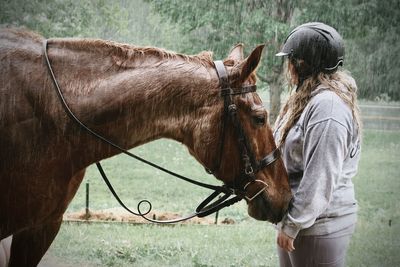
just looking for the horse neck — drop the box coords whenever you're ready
[48,40,221,165]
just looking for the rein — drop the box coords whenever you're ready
[43,40,279,223]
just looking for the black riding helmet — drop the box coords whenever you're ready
[276,22,345,78]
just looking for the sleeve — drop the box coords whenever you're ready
[279,117,349,238]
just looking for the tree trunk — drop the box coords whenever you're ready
[269,79,281,125]
[257,67,283,125]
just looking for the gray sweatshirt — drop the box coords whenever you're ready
[273,83,361,238]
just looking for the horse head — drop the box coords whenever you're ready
[191,44,292,223]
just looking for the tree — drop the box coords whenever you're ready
[294,0,400,101]
[147,0,400,113]
[0,0,189,51]
[2,0,397,101]
[146,0,295,122]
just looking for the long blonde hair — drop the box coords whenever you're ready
[276,63,362,146]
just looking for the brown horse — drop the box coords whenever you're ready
[0,28,291,266]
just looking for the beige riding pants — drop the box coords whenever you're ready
[277,225,355,267]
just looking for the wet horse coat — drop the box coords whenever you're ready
[0,28,291,266]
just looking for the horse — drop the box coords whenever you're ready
[0,28,291,266]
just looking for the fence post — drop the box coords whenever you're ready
[85,182,89,220]
[214,196,222,224]
[214,210,219,225]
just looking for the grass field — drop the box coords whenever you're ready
[42,129,400,267]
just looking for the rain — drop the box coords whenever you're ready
[0,0,399,266]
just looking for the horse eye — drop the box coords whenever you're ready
[253,115,266,126]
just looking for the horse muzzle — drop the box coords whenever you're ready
[246,188,288,223]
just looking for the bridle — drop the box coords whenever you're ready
[43,40,280,223]
[210,61,281,201]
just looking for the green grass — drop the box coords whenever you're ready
[348,130,400,267]
[67,138,251,222]
[47,223,278,267]
[44,130,400,266]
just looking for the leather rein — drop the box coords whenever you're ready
[43,40,280,223]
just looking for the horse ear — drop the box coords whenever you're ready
[227,43,244,61]
[239,44,265,82]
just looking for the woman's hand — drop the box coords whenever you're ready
[277,230,295,252]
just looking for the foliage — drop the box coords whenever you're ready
[294,0,400,101]
[1,0,96,38]
[146,0,400,101]
[346,30,400,101]
[146,0,294,85]
[2,0,397,102]
[0,0,189,50]
[145,0,296,121]
[1,0,398,101]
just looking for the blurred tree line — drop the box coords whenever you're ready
[1,0,398,120]
[0,0,189,49]
[146,0,400,120]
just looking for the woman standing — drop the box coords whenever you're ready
[274,22,362,267]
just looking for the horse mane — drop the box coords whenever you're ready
[54,37,215,67]
[1,27,215,67]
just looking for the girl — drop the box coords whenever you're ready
[274,22,362,267]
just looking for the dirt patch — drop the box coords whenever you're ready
[63,208,235,225]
